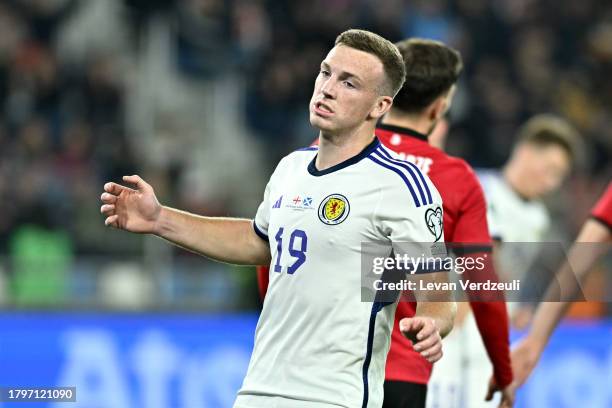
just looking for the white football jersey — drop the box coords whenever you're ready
[477,169,550,280]
[234,138,443,408]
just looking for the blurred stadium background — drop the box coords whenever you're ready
[0,0,610,407]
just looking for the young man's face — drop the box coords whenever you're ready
[309,45,388,135]
[515,143,571,199]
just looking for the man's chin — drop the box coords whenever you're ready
[309,114,334,132]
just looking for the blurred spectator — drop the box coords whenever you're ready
[173,0,234,78]
[9,201,72,305]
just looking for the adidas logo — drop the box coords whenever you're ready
[272,195,283,209]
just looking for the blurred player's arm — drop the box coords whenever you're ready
[512,216,611,387]
[100,175,271,265]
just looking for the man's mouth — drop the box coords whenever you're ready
[314,101,334,116]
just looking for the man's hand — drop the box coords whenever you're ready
[399,316,443,363]
[100,175,162,234]
[510,335,545,387]
[485,377,515,408]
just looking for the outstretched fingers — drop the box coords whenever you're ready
[104,214,119,227]
[100,204,115,216]
[101,175,156,231]
[104,182,133,196]
[123,175,149,190]
[102,176,148,199]
[100,192,118,204]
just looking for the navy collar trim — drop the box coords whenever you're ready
[308,138,381,176]
[377,123,428,142]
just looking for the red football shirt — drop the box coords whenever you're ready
[375,124,511,387]
[256,124,513,387]
[591,182,612,229]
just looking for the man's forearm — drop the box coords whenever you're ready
[415,301,456,338]
[414,269,456,337]
[528,301,568,348]
[154,206,271,265]
[530,219,610,345]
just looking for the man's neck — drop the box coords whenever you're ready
[382,110,433,135]
[315,124,375,171]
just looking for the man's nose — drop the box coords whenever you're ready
[320,78,337,99]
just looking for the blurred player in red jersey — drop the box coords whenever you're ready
[510,181,612,386]
[257,38,514,408]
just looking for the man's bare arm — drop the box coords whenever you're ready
[400,271,456,363]
[101,175,271,266]
[155,208,271,265]
[512,218,611,387]
[529,218,610,346]
[414,300,456,338]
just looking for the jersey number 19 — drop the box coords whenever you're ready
[273,227,308,274]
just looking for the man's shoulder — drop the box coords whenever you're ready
[371,145,434,183]
[263,147,318,186]
[276,146,319,168]
[370,145,440,208]
[289,145,319,157]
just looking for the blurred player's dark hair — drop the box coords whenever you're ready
[335,29,406,97]
[517,114,582,165]
[393,38,463,113]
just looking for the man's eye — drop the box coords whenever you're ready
[344,81,355,88]
[320,70,331,77]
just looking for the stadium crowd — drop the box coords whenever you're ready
[0,0,610,308]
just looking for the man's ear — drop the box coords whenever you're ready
[369,95,394,120]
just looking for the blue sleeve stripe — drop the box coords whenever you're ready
[408,160,433,204]
[295,147,318,151]
[252,221,269,242]
[375,147,432,205]
[374,148,429,205]
[367,155,421,207]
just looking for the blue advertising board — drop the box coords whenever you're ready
[513,321,612,408]
[0,313,257,408]
[0,313,610,408]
